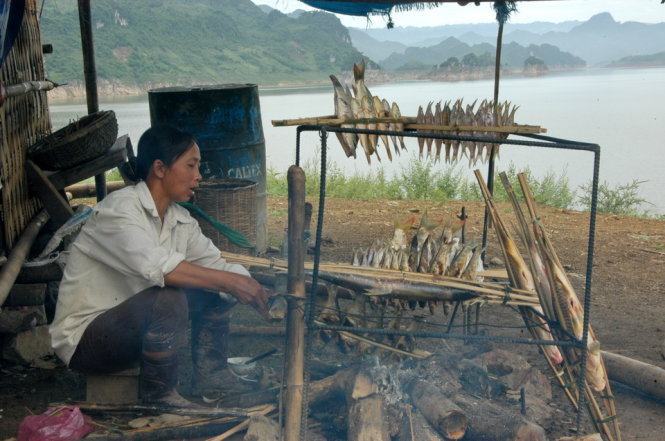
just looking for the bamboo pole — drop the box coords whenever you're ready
[66,181,126,198]
[272,115,545,134]
[282,165,306,441]
[0,210,49,307]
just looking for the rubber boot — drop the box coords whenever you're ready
[191,304,256,400]
[139,288,199,407]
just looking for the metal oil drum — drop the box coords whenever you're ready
[148,84,267,253]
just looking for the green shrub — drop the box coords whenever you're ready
[578,179,651,215]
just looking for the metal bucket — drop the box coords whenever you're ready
[148,84,267,253]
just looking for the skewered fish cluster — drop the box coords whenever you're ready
[330,60,519,165]
[351,212,484,282]
[330,61,407,164]
[415,99,517,164]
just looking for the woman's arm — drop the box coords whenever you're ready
[165,261,270,319]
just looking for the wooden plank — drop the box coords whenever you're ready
[26,160,73,227]
[47,135,129,190]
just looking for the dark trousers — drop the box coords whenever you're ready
[69,286,232,398]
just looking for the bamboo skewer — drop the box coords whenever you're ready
[221,252,538,300]
[271,115,545,134]
[206,405,276,441]
[314,321,431,360]
[517,173,620,441]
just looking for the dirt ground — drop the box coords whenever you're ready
[1,196,664,439]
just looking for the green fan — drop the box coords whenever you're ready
[178,202,254,249]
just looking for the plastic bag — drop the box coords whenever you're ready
[17,406,94,441]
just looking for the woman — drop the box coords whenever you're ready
[49,125,270,406]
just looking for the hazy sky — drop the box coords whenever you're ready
[251,0,665,27]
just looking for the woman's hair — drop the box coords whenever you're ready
[132,125,197,181]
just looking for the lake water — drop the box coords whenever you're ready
[50,67,665,214]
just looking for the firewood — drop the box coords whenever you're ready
[602,350,665,402]
[452,394,546,441]
[556,435,602,441]
[408,380,467,440]
[347,395,390,441]
[308,367,359,405]
[0,210,49,307]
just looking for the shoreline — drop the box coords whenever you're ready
[46,65,660,102]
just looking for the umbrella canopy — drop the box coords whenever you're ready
[299,0,534,18]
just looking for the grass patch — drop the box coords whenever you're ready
[267,155,578,210]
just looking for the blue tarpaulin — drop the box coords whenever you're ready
[299,1,394,16]
[0,0,25,67]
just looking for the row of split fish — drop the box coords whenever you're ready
[330,60,519,165]
[351,212,485,282]
[316,212,484,354]
[330,61,407,164]
[415,99,518,165]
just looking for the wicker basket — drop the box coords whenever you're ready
[27,110,118,171]
[194,179,257,255]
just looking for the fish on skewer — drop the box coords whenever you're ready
[434,101,443,162]
[361,96,379,160]
[424,102,434,158]
[352,60,372,102]
[391,102,407,151]
[416,105,426,159]
[373,96,392,161]
[390,215,417,251]
[461,245,485,282]
[443,101,452,163]
[329,75,357,158]
[351,98,372,164]
[451,100,462,162]
[382,99,400,157]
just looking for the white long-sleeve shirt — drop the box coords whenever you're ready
[49,181,249,365]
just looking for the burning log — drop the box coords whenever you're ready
[407,380,467,440]
[348,396,391,441]
[452,394,547,441]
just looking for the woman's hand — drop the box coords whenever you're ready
[227,273,271,320]
[165,261,271,320]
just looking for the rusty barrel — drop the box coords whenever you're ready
[148,84,267,253]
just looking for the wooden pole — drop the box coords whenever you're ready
[77,0,106,201]
[0,210,49,307]
[66,181,126,199]
[282,165,306,441]
[482,15,505,261]
[602,350,665,402]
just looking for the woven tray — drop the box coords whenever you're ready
[27,110,118,171]
[194,178,257,255]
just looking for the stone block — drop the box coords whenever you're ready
[86,367,140,405]
[2,325,53,364]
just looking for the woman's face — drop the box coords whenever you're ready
[162,143,202,202]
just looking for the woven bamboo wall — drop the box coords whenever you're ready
[0,0,50,250]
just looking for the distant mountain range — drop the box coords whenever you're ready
[41,0,364,87]
[351,13,665,67]
[609,51,665,68]
[380,37,584,71]
[352,20,582,48]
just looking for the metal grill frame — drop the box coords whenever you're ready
[291,124,601,431]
